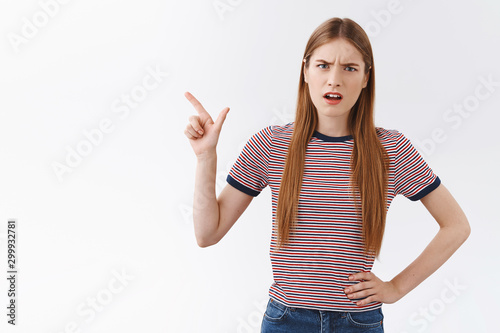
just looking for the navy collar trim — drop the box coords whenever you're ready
[312,130,353,142]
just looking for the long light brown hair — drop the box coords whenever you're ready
[275,17,389,258]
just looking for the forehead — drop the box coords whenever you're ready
[310,38,364,62]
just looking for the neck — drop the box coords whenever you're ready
[315,117,350,137]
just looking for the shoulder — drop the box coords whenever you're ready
[253,121,293,142]
[375,126,414,157]
[375,126,402,140]
[375,126,407,147]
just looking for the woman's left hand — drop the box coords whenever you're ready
[344,271,402,306]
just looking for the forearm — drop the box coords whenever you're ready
[193,151,220,247]
[390,224,470,299]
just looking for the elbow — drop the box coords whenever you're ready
[441,218,471,245]
[457,218,471,243]
[462,219,471,240]
[194,220,222,248]
[196,237,212,248]
[197,240,212,248]
[196,235,218,248]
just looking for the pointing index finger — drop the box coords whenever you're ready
[184,91,210,117]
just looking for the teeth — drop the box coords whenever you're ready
[325,94,341,98]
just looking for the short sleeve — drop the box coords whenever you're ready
[394,131,441,201]
[226,125,274,197]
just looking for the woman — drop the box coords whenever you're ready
[184,17,470,332]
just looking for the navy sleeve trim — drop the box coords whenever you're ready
[226,174,260,197]
[408,176,441,201]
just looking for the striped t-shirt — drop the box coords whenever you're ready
[226,121,441,312]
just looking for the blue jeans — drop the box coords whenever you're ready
[261,298,384,332]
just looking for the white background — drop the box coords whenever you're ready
[0,0,499,332]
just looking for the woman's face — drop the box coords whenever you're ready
[304,38,370,121]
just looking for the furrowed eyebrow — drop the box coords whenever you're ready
[315,59,360,67]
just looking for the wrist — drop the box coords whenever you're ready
[196,150,217,161]
[389,278,406,301]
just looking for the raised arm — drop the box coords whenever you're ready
[184,92,254,247]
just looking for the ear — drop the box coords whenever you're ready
[362,66,371,88]
[303,59,308,83]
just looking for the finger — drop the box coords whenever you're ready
[214,107,230,131]
[184,91,211,118]
[345,283,369,296]
[185,125,202,138]
[185,133,199,140]
[356,295,377,306]
[347,286,374,300]
[184,127,201,139]
[184,129,196,140]
[188,115,205,135]
[349,271,371,281]
[345,281,368,294]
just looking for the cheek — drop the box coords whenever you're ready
[307,81,320,96]
[347,82,364,95]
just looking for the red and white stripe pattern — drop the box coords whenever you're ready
[227,122,440,312]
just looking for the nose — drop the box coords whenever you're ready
[327,66,342,87]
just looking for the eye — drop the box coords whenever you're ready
[345,66,357,72]
[317,64,328,69]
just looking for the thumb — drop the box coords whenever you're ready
[214,107,230,131]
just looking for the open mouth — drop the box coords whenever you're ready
[323,92,343,100]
